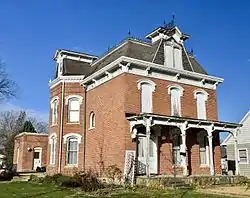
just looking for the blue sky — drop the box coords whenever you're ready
[0,0,249,125]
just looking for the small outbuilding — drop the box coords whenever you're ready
[13,132,48,172]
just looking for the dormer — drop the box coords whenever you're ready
[146,26,189,70]
[53,50,98,78]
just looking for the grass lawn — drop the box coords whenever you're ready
[0,182,231,198]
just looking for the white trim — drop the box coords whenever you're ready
[49,75,85,89]
[194,89,209,101]
[65,95,83,105]
[82,56,223,92]
[238,148,249,164]
[15,132,48,138]
[137,79,156,92]
[49,133,57,144]
[65,136,79,166]
[63,133,82,144]
[50,96,59,106]
[197,130,210,166]
[89,112,96,129]
[167,84,184,96]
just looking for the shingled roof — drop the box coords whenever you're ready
[62,37,207,78]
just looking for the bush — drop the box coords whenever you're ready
[104,165,122,182]
[0,170,14,181]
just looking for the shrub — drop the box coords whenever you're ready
[104,165,122,182]
[0,170,14,181]
[80,171,104,192]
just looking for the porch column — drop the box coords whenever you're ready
[145,117,151,178]
[234,137,239,175]
[179,124,188,176]
[207,129,215,176]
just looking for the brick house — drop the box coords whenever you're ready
[47,24,241,177]
[13,132,48,172]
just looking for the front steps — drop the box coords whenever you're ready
[12,172,46,182]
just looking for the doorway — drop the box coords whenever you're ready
[137,135,158,174]
[33,147,42,170]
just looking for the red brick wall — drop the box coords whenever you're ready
[47,72,221,176]
[13,133,48,172]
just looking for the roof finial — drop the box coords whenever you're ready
[128,29,131,38]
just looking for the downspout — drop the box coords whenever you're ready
[58,81,65,173]
[82,84,87,172]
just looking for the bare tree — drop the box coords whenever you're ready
[0,60,17,101]
[28,117,48,133]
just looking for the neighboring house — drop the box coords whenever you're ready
[222,111,250,176]
[13,132,48,172]
[47,23,240,177]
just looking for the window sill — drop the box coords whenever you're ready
[200,164,210,168]
[65,165,78,168]
[66,122,80,125]
[51,124,58,127]
[239,162,249,165]
[88,127,95,130]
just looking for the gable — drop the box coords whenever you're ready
[223,111,250,145]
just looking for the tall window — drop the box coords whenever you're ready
[89,112,95,129]
[138,80,156,113]
[170,128,181,166]
[238,149,248,164]
[49,135,56,165]
[197,131,209,166]
[51,98,59,125]
[195,90,208,119]
[68,98,80,123]
[66,137,78,165]
[168,86,183,117]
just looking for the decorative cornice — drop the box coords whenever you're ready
[49,75,85,89]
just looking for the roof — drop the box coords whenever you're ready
[221,110,250,145]
[15,132,48,138]
[61,37,208,78]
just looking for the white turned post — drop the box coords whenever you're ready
[207,130,214,176]
[145,117,151,178]
[179,124,188,176]
[234,138,239,175]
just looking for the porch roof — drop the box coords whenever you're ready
[126,113,242,132]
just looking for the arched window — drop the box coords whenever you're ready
[49,133,56,165]
[50,97,59,125]
[137,79,156,113]
[63,133,82,166]
[197,130,209,166]
[65,95,83,123]
[194,90,208,119]
[168,85,184,117]
[89,112,95,129]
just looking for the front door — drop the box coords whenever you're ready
[137,135,158,174]
[33,148,42,170]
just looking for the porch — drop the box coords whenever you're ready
[127,113,241,177]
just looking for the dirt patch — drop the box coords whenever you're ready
[198,186,250,198]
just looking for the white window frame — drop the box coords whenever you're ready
[49,133,57,165]
[168,85,184,117]
[89,112,95,129]
[238,148,249,164]
[50,96,59,126]
[65,95,83,123]
[194,89,209,120]
[63,133,82,166]
[137,79,156,113]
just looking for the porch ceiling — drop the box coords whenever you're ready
[126,113,242,132]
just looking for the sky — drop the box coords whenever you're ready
[0,1,249,126]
